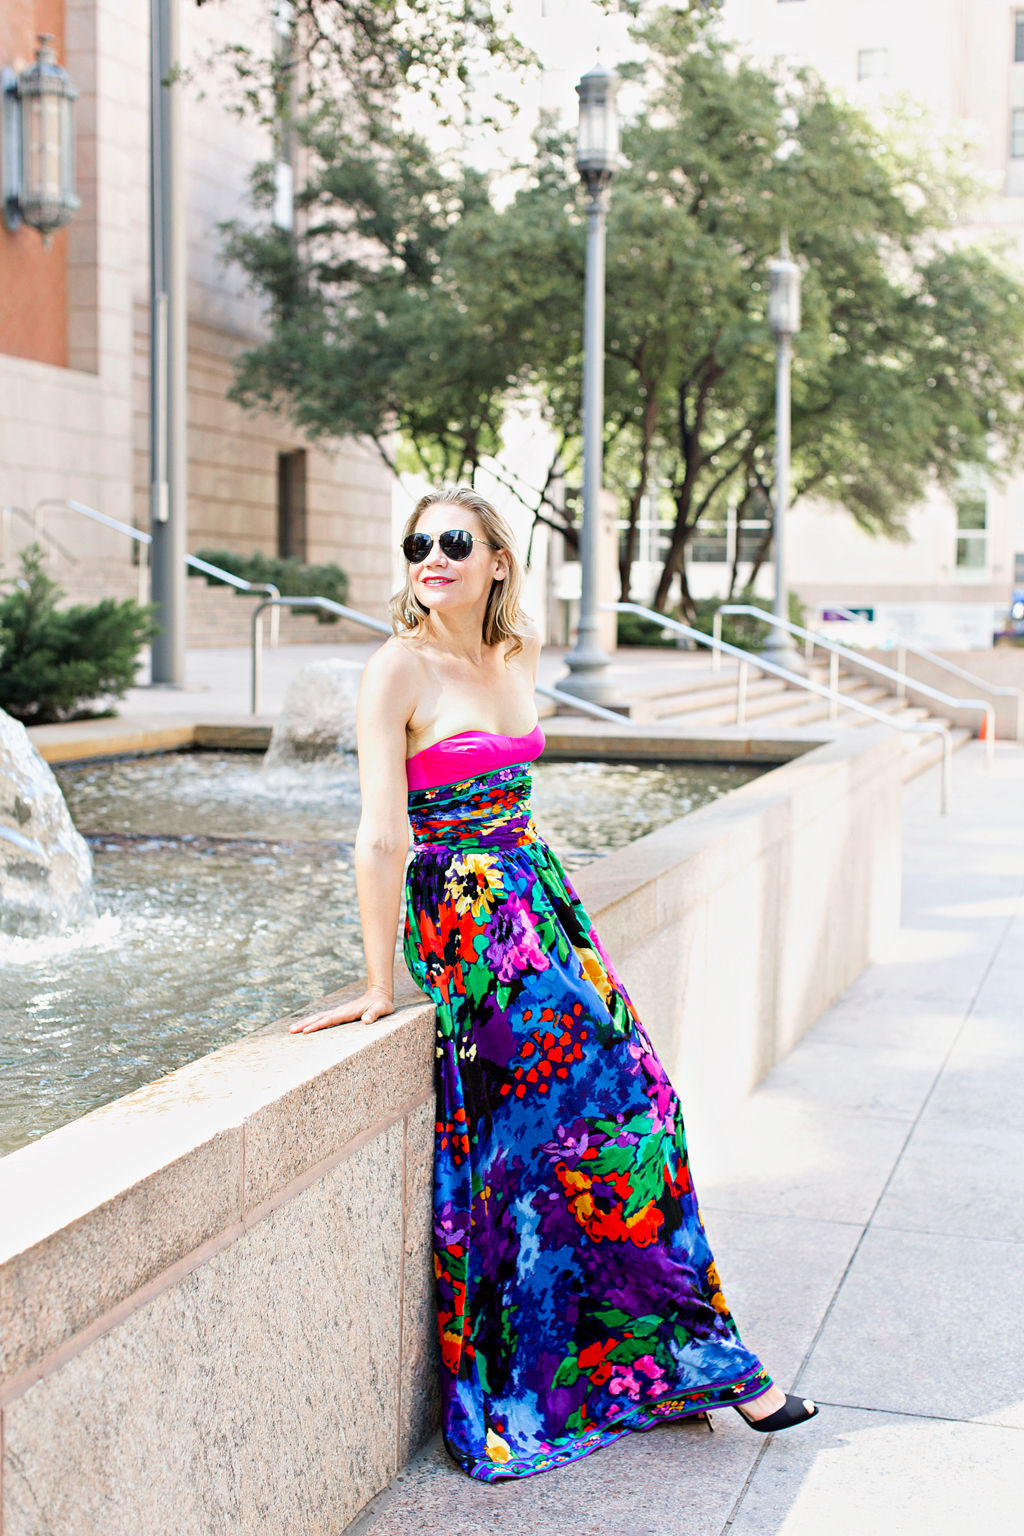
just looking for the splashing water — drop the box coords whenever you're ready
[0,708,95,937]
[263,658,362,768]
[0,749,762,1155]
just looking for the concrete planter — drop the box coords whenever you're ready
[0,726,903,1535]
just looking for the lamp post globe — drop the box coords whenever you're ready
[561,61,621,705]
[761,233,802,666]
[1,35,80,246]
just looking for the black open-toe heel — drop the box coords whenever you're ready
[735,1394,819,1434]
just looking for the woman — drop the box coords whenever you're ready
[290,486,817,1480]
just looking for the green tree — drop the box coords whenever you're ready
[479,5,1024,609]
[224,3,1024,613]
[0,548,157,726]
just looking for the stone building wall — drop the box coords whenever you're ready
[0,0,394,627]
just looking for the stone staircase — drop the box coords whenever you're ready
[614,652,973,780]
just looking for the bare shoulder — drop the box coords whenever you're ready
[510,624,542,675]
[360,637,425,714]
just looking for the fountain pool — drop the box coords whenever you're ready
[0,750,763,1154]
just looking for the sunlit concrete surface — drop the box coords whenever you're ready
[344,740,1024,1536]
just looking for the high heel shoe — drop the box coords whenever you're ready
[735,1394,819,1434]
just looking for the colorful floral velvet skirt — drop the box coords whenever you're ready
[404,762,770,1481]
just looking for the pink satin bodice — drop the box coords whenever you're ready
[405,724,545,792]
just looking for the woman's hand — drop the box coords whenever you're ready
[288,985,395,1034]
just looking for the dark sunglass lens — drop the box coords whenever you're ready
[403,533,433,562]
[439,529,474,560]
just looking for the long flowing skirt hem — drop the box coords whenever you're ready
[450,1364,773,1482]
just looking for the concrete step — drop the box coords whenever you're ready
[641,675,791,722]
[901,723,973,779]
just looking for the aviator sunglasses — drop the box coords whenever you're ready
[402,529,498,563]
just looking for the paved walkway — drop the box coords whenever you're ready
[343,740,1024,1536]
[118,641,736,724]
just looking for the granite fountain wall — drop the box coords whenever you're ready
[0,726,903,1535]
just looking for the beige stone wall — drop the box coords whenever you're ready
[130,317,394,623]
[0,727,902,1532]
[0,0,395,632]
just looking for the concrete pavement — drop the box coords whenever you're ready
[343,740,1024,1536]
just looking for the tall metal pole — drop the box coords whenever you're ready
[761,234,801,667]
[562,61,619,704]
[149,0,187,685]
[563,188,613,700]
[772,331,791,631]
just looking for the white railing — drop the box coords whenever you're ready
[4,497,284,645]
[714,604,996,766]
[248,595,627,727]
[604,602,954,812]
[810,603,1022,740]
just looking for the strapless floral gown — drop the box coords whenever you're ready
[403,727,769,1481]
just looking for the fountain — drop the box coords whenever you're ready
[0,707,95,935]
[262,658,362,768]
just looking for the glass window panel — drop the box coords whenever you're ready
[1016,12,1024,63]
[689,530,728,563]
[956,536,986,569]
[1012,109,1024,157]
[955,494,987,530]
[858,49,889,81]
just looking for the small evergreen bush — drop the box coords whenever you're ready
[191,550,350,623]
[0,546,157,725]
[616,609,679,648]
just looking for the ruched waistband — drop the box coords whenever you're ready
[408,761,535,853]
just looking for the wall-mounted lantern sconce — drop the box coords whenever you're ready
[2,34,80,247]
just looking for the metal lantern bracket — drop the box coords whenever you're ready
[1,36,80,245]
[2,66,22,233]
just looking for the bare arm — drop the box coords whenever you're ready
[290,644,417,1033]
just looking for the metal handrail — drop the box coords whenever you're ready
[815,603,1022,739]
[251,594,388,714]
[714,604,995,766]
[2,502,79,566]
[604,602,954,812]
[535,684,625,725]
[249,594,628,727]
[13,497,284,643]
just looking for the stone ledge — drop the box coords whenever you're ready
[0,976,432,1396]
[571,727,900,928]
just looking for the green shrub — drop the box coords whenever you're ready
[191,550,350,623]
[689,597,770,652]
[688,593,807,653]
[0,546,157,725]
[616,609,679,648]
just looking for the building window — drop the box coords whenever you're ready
[689,525,728,563]
[1016,12,1024,63]
[1013,109,1024,158]
[1014,551,1024,583]
[955,489,987,571]
[857,49,889,82]
[277,449,307,560]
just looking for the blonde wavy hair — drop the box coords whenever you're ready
[390,486,531,661]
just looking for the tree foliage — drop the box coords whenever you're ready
[196,0,531,130]
[0,548,157,726]
[224,2,1024,612]
[191,548,350,621]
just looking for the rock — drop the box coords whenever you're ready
[0,708,95,935]
[263,659,363,768]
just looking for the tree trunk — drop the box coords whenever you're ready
[619,398,658,601]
